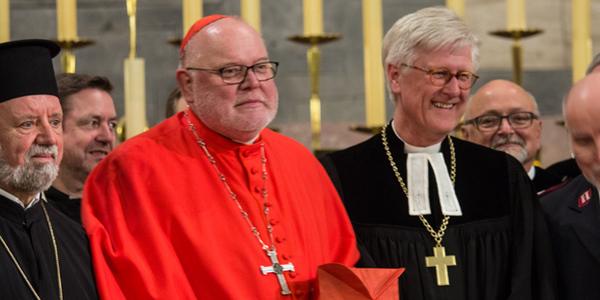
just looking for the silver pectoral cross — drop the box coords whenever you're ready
[260,250,295,295]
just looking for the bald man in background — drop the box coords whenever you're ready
[462,79,561,193]
[540,72,600,300]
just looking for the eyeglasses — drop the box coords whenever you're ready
[401,63,479,90]
[463,112,539,132]
[186,61,279,85]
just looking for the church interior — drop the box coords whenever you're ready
[4,0,599,166]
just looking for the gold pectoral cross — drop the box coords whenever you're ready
[425,246,456,286]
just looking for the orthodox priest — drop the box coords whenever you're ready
[0,40,98,299]
[82,15,359,299]
[319,7,557,300]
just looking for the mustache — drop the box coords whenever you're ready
[27,144,59,161]
[490,136,525,149]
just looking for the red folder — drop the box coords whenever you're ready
[313,263,404,300]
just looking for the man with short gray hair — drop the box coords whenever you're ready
[320,6,557,299]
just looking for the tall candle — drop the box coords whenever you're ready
[241,0,261,33]
[362,0,385,127]
[124,58,147,139]
[572,0,591,83]
[0,0,9,43]
[57,0,77,40]
[183,0,202,36]
[303,0,322,35]
[506,0,526,31]
[446,0,465,20]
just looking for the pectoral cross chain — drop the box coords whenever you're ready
[425,246,456,286]
[260,250,295,295]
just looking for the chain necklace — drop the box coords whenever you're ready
[184,112,294,295]
[0,200,62,300]
[381,122,457,286]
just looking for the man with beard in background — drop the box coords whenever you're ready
[0,39,97,299]
[462,79,562,193]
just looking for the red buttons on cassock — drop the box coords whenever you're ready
[276,237,285,243]
[294,289,304,296]
[270,219,279,226]
[282,254,292,260]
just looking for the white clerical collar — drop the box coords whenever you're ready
[391,120,462,216]
[527,165,536,180]
[391,120,442,153]
[0,187,40,210]
[232,135,259,145]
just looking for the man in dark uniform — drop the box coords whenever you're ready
[0,39,97,299]
[320,7,557,299]
[541,72,600,300]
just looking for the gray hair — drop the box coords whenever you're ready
[382,6,481,102]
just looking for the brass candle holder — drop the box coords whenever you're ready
[168,38,182,46]
[489,28,543,86]
[288,33,340,151]
[53,38,94,73]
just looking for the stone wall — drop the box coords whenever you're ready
[8,0,599,165]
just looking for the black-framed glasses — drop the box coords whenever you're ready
[186,61,279,85]
[401,63,479,90]
[463,112,539,132]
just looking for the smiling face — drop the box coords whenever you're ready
[462,80,541,171]
[389,45,473,146]
[177,18,278,143]
[0,95,63,199]
[60,88,117,180]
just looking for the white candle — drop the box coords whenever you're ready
[57,0,77,40]
[241,0,261,33]
[362,0,385,127]
[506,0,526,31]
[124,58,147,139]
[183,0,202,36]
[303,0,322,35]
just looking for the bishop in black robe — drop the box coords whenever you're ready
[0,195,98,299]
[320,124,557,300]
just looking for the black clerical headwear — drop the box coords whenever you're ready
[0,39,60,103]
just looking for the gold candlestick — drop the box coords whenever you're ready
[288,33,341,151]
[489,28,542,86]
[53,39,94,73]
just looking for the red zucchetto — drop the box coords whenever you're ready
[180,14,230,55]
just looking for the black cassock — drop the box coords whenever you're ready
[0,195,97,299]
[320,124,558,300]
[45,186,82,225]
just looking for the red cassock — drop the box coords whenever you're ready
[81,110,359,300]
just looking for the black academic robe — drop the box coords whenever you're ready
[540,175,600,300]
[320,124,557,300]
[45,186,82,224]
[533,166,562,194]
[0,195,98,299]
